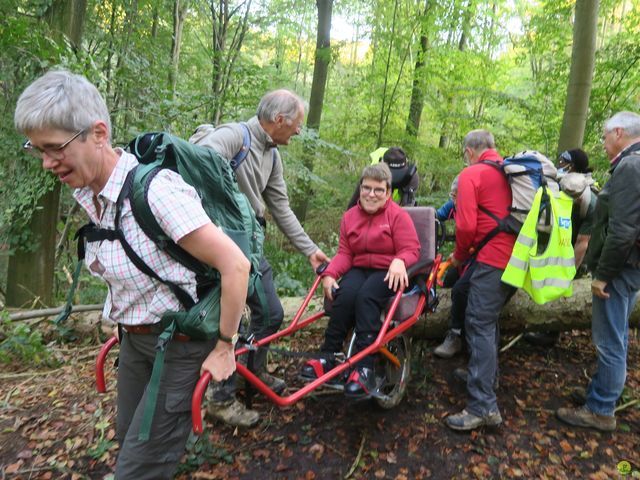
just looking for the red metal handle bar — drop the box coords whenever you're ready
[96,336,119,393]
[192,371,212,435]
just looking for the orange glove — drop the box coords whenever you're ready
[437,259,452,286]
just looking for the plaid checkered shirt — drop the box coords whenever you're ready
[73,149,211,325]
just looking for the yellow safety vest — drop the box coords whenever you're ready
[501,186,576,304]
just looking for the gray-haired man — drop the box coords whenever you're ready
[191,89,329,427]
[556,111,640,432]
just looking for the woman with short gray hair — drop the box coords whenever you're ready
[15,69,249,479]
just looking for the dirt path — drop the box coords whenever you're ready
[1,329,638,479]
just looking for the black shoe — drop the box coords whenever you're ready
[300,357,343,386]
[301,357,334,379]
[453,367,468,383]
[344,366,377,399]
[523,331,559,347]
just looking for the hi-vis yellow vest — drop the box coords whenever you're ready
[501,186,576,304]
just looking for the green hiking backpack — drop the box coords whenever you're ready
[57,132,265,441]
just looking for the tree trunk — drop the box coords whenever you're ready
[306,0,332,132]
[438,0,473,148]
[45,0,87,49]
[405,0,430,138]
[376,0,400,148]
[411,277,640,339]
[6,0,87,308]
[557,0,600,153]
[210,0,252,123]
[291,0,333,222]
[6,185,61,307]
[169,0,189,97]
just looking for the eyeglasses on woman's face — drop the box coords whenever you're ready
[360,184,387,196]
[23,128,87,160]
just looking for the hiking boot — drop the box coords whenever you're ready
[568,387,622,407]
[453,367,468,383]
[556,405,616,432]
[235,370,286,395]
[206,399,260,428]
[453,367,499,389]
[569,387,587,405]
[445,409,502,431]
[257,371,286,395]
[523,331,560,347]
[344,366,377,399]
[434,330,462,358]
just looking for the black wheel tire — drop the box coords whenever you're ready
[374,333,411,409]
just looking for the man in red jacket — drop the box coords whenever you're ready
[444,129,516,431]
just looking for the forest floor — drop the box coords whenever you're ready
[1,305,639,480]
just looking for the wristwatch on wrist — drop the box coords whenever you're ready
[218,331,239,346]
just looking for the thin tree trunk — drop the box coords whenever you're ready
[292,0,333,222]
[438,0,473,147]
[376,0,400,147]
[557,0,599,152]
[210,0,252,123]
[306,0,333,131]
[169,0,189,97]
[406,1,430,138]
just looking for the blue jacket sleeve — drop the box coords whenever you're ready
[436,199,455,222]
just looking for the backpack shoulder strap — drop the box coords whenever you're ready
[115,168,196,310]
[400,164,418,189]
[230,122,251,171]
[128,162,207,276]
[479,159,503,172]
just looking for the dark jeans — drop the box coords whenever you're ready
[449,259,478,331]
[210,256,284,403]
[464,262,515,417]
[321,268,396,367]
[587,265,640,416]
[115,331,216,479]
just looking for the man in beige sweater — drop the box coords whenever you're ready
[191,89,329,427]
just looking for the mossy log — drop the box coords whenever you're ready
[411,277,640,339]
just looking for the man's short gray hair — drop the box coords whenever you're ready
[360,162,392,189]
[256,89,307,123]
[15,70,111,139]
[463,129,495,150]
[604,111,640,138]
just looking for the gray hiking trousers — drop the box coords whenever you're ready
[115,330,215,479]
[464,262,515,417]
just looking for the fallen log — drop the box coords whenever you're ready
[7,304,104,322]
[412,277,640,339]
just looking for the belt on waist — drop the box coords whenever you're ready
[121,324,191,342]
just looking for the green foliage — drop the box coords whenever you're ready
[2,0,639,302]
[0,312,56,367]
[176,434,233,475]
[87,413,117,460]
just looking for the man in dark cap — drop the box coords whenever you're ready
[347,146,420,208]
